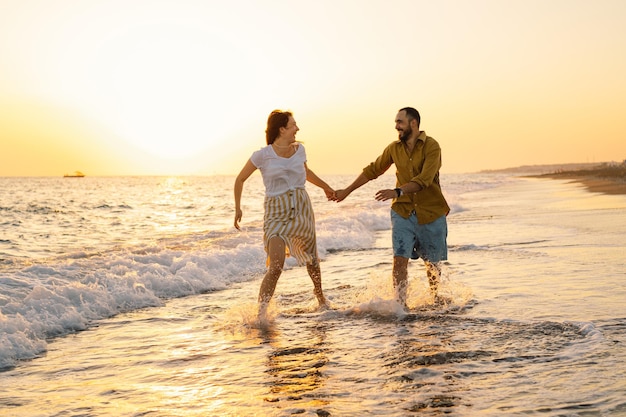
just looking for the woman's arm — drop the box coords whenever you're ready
[234,159,257,229]
[305,163,336,200]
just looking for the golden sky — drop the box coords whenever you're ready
[1,0,625,176]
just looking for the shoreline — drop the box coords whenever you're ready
[483,161,626,196]
[531,171,626,196]
[526,163,626,196]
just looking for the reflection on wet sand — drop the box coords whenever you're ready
[262,322,331,415]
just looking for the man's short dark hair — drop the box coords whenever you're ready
[399,107,420,127]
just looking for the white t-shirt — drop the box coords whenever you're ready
[250,144,307,197]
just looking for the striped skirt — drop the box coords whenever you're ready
[263,188,318,266]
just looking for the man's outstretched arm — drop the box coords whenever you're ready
[335,173,371,202]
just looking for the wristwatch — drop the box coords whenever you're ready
[394,188,403,197]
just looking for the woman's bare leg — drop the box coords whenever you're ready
[306,259,327,307]
[258,236,286,304]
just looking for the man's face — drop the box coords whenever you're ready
[395,111,412,143]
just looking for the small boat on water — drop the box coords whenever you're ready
[63,171,85,178]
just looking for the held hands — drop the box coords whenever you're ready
[334,189,351,202]
[324,188,338,201]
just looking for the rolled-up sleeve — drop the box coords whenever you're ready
[362,144,394,180]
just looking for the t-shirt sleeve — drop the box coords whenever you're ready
[250,148,264,168]
[300,144,307,163]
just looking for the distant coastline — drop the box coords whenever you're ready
[483,162,626,196]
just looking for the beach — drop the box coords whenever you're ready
[1,173,625,416]
[532,163,626,195]
[544,176,626,195]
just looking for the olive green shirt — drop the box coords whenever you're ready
[362,131,450,224]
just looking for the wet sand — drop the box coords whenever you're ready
[532,166,626,195]
[552,176,626,195]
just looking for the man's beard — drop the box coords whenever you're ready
[399,126,412,143]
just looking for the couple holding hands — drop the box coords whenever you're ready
[234,107,450,315]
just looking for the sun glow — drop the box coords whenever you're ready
[2,1,625,176]
[88,24,271,160]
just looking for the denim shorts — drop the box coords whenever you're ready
[390,209,448,262]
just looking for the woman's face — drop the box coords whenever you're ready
[281,116,299,141]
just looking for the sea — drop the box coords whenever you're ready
[0,173,624,416]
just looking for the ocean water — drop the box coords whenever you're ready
[0,173,624,416]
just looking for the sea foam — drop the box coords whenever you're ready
[0,173,503,369]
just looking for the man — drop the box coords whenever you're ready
[335,107,450,308]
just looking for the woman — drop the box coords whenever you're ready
[234,110,335,314]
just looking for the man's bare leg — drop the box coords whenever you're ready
[425,261,441,297]
[393,256,410,308]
